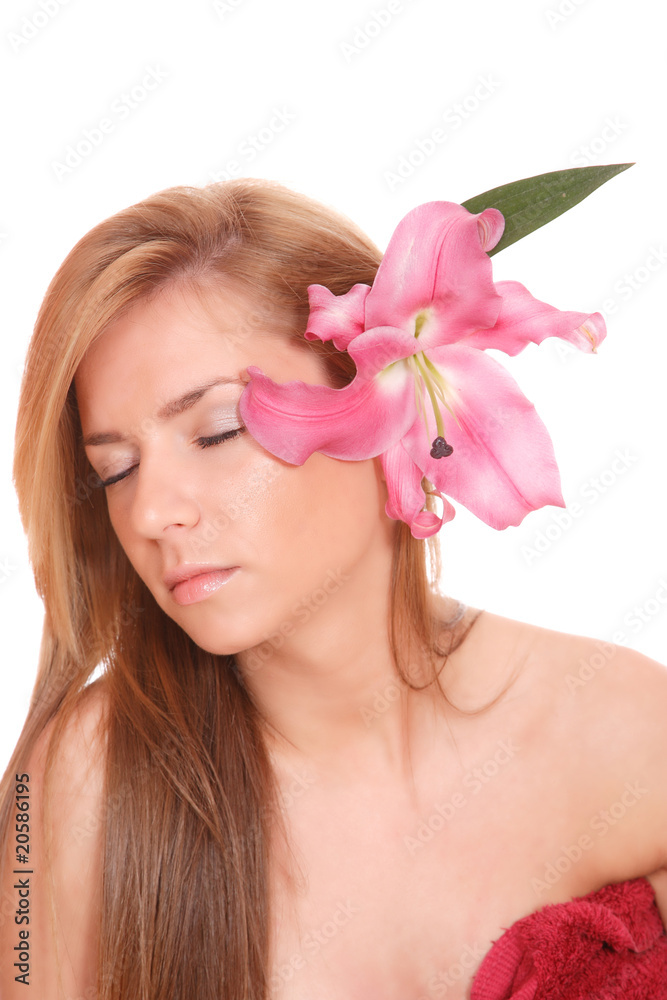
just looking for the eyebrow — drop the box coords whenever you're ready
[81,375,247,447]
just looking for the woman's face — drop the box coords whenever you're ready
[74,281,394,657]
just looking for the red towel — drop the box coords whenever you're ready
[470,876,667,999]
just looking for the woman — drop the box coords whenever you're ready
[1,178,666,1000]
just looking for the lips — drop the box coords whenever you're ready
[163,563,235,591]
[165,565,241,607]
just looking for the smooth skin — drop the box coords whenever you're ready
[2,281,665,1000]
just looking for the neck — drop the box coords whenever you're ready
[234,552,457,781]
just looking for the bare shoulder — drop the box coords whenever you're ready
[0,678,109,998]
[515,616,667,750]
[38,675,108,771]
[444,604,667,832]
[435,603,667,922]
[468,611,667,763]
[448,604,667,722]
[523,622,667,917]
[497,617,667,850]
[27,677,110,824]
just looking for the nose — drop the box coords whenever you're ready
[128,451,201,538]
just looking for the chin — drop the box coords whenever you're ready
[159,587,290,663]
[167,614,263,661]
[176,625,248,658]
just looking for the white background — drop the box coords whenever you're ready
[1,0,665,774]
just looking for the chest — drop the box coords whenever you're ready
[266,736,629,1000]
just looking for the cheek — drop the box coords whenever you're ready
[245,452,384,565]
[203,450,290,544]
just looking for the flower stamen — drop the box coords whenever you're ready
[410,352,455,460]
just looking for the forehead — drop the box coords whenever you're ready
[77,281,279,371]
[73,281,327,426]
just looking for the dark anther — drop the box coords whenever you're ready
[430,436,454,459]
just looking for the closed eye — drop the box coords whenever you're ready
[197,427,246,449]
[92,426,247,489]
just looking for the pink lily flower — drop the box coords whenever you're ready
[239,202,606,538]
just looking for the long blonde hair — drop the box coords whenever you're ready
[1,179,483,999]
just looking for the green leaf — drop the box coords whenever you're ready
[461,163,634,256]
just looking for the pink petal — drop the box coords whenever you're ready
[381,440,456,539]
[464,280,606,356]
[239,363,416,465]
[476,209,505,252]
[346,325,421,378]
[365,202,504,347]
[403,345,565,529]
[305,283,371,351]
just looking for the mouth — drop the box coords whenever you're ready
[164,566,240,606]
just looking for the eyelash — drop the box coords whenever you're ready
[93,427,246,490]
